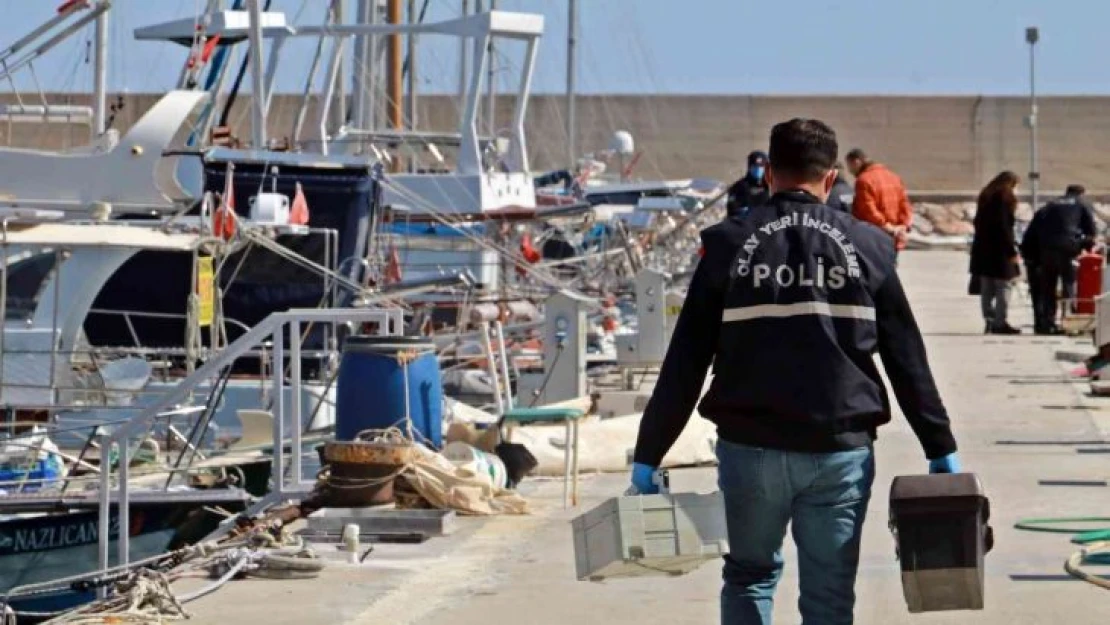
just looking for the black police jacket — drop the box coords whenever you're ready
[826,176,854,212]
[1021,196,1096,264]
[634,190,958,466]
[725,176,770,217]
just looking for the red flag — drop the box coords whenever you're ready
[57,1,86,14]
[200,34,222,63]
[289,182,310,226]
[520,235,541,264]
[213,163,237,240]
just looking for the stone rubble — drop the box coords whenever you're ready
[912,202,1110,237]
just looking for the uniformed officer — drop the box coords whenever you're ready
[1021,184,1098,334]
[826,161,854,212]
[629,118,961,625]
[725,150,771,218]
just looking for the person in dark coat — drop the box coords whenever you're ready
[1021,184,1098,334]
[725,150,770,217]
[1019,211,1046,333]
[970,171,1021,334]
[826,162,854,212]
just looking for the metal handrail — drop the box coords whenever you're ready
[100,307,402,572]
[106,308,397,442]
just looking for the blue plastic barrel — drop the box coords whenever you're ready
[336,336,443,447]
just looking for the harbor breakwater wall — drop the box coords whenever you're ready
[8,93,1110,193]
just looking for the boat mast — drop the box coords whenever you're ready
[246,0,268,148]
[486,0,497,137]
[387,0,403,136]
[333,0,346,131]
[352,0,371,133]
[406,0,418,129]
[92,2,109,136]
[566,0,578,167]
[458,0,469,103]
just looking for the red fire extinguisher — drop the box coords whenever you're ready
[1076,251,1104,315]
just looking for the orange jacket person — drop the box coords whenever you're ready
[846,148,913,250]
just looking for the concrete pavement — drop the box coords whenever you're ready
[188,250,1110,624]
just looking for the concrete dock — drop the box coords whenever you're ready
[185,250,1110,624]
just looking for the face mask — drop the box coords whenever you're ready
[749,165,766,181]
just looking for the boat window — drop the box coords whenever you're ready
[3,251,57,321]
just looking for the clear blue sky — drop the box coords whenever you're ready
[3,0,1109,95]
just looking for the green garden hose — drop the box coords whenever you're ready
[1013,517,1110,535]
[1015,517,1110,584]
[1073,529,1110,545]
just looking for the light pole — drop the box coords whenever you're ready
[1026,26,1039,211]
[567,0,578,167]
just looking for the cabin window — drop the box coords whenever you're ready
[3,251,57,322]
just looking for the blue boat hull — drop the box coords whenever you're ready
[0,500,243,619]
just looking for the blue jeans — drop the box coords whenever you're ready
[717,440,875,625]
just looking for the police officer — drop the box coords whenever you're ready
[630,119,961,625]
[826,161,854,212]
[1021,184,1097,334]
[1018,220,1046,333]
[725,150,770,218]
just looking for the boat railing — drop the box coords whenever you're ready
[282,10,540,178]
[97,306,403,574]
[84,308,341,378]
[0,456,238,494]
[0,1,111,147]
[0,404,209,494]
[86,308,254,348]
[0,339,343,395]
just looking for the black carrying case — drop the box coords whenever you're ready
[888,473,994,612]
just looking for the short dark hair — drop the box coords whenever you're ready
[1066,184,1086,197]
[768,119,838,182]
[845,148,867,162]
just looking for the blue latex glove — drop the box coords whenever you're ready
[629,462,660,495]
[928,452,962,474]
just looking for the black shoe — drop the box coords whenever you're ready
[990,324,1022,335]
